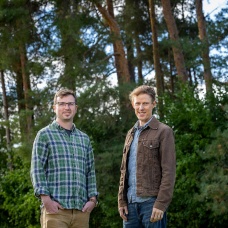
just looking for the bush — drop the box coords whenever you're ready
[0,165,40,228]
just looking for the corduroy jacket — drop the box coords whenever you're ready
[118,116,176,212]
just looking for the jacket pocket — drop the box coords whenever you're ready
[142,140,159,159]
[142,140,159,149]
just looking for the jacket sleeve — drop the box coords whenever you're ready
[118,152,128,208]
[154,126,176,211]
[118,130,133,208]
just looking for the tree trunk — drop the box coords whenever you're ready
[135,33,143,83]
[168,48,175,94]
[55,0,78,90]
[126,37,136,82]
[13,60,26,136]
[95,0,131,85]
[19,43,33,138]
[0,70,12,170]
[161,0,188,83]
[195,0,213,94]
[124,0,136,83]
[148,0,164,118]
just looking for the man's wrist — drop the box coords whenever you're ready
[89,197,98,207]
[40,194,49,197]
[40,195,51,202]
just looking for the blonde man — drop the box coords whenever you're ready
[118,85,176,228]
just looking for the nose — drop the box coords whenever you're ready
[139,104,144,109]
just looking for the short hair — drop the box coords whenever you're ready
[54,88,77,104]
[129,85,156,103]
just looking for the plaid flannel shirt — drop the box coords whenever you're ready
[30,121,98,210]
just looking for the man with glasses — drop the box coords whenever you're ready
[118,85,176,228]
[31,88,98,228]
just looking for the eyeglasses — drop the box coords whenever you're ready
[56,102,76,107]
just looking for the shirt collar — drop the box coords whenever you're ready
[134,116,153,131]
[53,120,77,132]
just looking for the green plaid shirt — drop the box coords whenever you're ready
[30,121,98,210]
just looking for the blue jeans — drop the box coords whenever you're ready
[123,197,167,228]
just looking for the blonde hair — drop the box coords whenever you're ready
[129,85,156,102]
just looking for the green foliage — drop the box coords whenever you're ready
[76,80,120,141]
[76,81,134,227]
[163,85,228,227]
[0,85,227,228]
[0,163,40,228]
[196,126,228,222]
[76,81,136,151]
[90,143,123,228]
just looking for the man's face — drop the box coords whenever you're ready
[53,95,77,123]
[132,93,156,126]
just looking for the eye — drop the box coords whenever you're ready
[58,102,65,106]
[68,102,75,106]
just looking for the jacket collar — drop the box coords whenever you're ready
[129,115,159,135]
[148,116,159,130]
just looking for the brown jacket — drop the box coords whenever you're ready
[118,117,176,212]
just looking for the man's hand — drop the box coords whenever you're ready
[118,206,128,221]
[41,195,63,214]
[82,201,96,213]
[150,207,164,223]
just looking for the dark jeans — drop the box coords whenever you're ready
[123,197,167,228]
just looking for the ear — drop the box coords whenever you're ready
[152,101,157,107]
[53,105,56,112]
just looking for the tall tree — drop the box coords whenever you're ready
[195,0,213,94]
[148,0,164,117]
[18,42,33,137]
[135,31,143,82]
[14,59,26,136]
[0,0,40,139]
[53,0,111,91]
[161,0,188,83]
[94,0,131,85]
[54,0,85,89]
[121,0,153,83]
[0,70,12,170]
[54,0,75,89]
[123,0,136,82]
